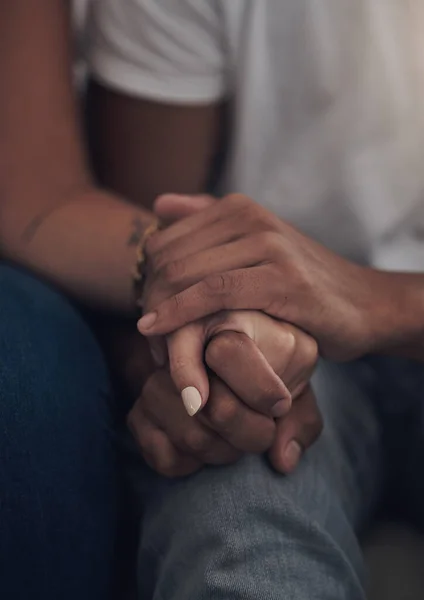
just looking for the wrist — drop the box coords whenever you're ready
[360,268,424,357]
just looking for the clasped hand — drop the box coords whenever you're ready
[129,195,324,477]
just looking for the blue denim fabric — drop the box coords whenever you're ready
[0,265,118,600]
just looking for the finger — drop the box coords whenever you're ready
[235,315,317,399]
[166,322,210,416]
[204,311,309,394]
[241,316,317,395]
[149,232,270,285]
[199,377,276,454]
[127,408,201,478]
[138,266,278,336]
[268,386,323,474]
[277,331,318,398]
[143,373,240,465]
[147,193,247,253]
[154,194,216,223]
[205,331,291,418]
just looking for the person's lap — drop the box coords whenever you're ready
[1,262,423,600]
[0,264,119,600]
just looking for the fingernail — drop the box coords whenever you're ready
[138,312,157,331]
[271,399,290,418]
[284,440,303,472]
[181,387,202,416]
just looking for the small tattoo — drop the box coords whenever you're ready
[127,217,144,247]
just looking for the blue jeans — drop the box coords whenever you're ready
[1,264,424,599]
[0,265,118,600]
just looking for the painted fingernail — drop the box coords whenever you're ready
[271,399,290,418]
[181,387,202,416]
[138,312,157,331]
[284,440,303,472]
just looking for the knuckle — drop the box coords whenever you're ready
[291,334,319,381]
[258,207,280,230]
[301,336,319,369]
[161,259,186,286]
[226,193,251,210]
[152,453,179,478]
[205,332,241,369]
[183,429,211,455]
[204,337,222,369]
[280,329,297,354]
[294,262,313,294]
[137,390,156,417]
[203,273,231,295]
[258,382,283,405]
[258,231,282,255]
[207,398,239,428]
[171,292,185,313]
[136,429,162,461]
[273,326,297,361]
[169,356,190,381]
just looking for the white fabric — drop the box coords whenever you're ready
[88,0,424,269]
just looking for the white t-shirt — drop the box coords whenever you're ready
[88,0,424,270]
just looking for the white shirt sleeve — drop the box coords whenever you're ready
[87,0,228,104]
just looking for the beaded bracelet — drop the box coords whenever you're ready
[132,220,160,314]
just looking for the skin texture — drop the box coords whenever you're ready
[87,83,324,472]
[0,2,321,478]
[0,1,157,313]
[139,193,424,365]
[128,313,321,477]
[87,80,223,212]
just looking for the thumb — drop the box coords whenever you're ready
[166,322,210,416]
[268,386,322,474]
[154,194,216,223]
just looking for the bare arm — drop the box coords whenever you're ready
[86,80,222,209]
[0,0,157,313]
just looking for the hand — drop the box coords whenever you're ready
[131,195,322,476]
[139,193,386,361]
[200,312,322,473]
[144,194,292,414]
[128,366,242,478]
[163,310,315,417]
[131,311,321,476]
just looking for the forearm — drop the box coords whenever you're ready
[0,1,154,313]
[3,187,155,313]
[366,269,424,362]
